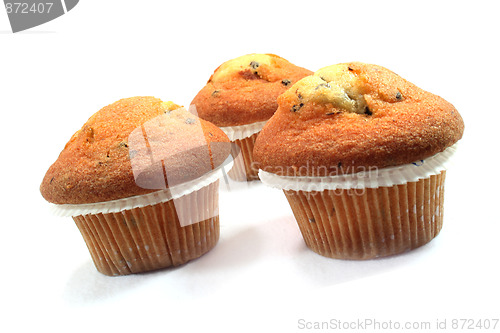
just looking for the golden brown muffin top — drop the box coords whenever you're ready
[253,62,464,176]
[190,53,313,127]
[40,96,230,204]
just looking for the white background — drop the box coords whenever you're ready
[1,1,499,332]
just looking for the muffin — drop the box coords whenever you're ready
[40,97,231,275]
[254,62,464,259]
[190,53,312,181]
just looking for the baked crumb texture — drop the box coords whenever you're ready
[190,53,313,127]
[254,62,464,176]
[40,96,230,204]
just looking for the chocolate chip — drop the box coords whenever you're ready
[348,66,354,71]
[281,79,291,86]
[364,106,372,116]
[249,61,259,69]
[291,103,304,112]
[396,91,402,100]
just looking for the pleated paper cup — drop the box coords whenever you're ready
[220,121,266,181]
[259,144,457,260]
[51,167,226,276]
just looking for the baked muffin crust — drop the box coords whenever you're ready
[253,62,464,176]
[40,96,230,204]
[190,54,313,126]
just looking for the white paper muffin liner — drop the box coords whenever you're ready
[50,160,233,217]
[73,180,221,275]
[227,132,261,181]
[219,120,267,141]
[259,143,458,191]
